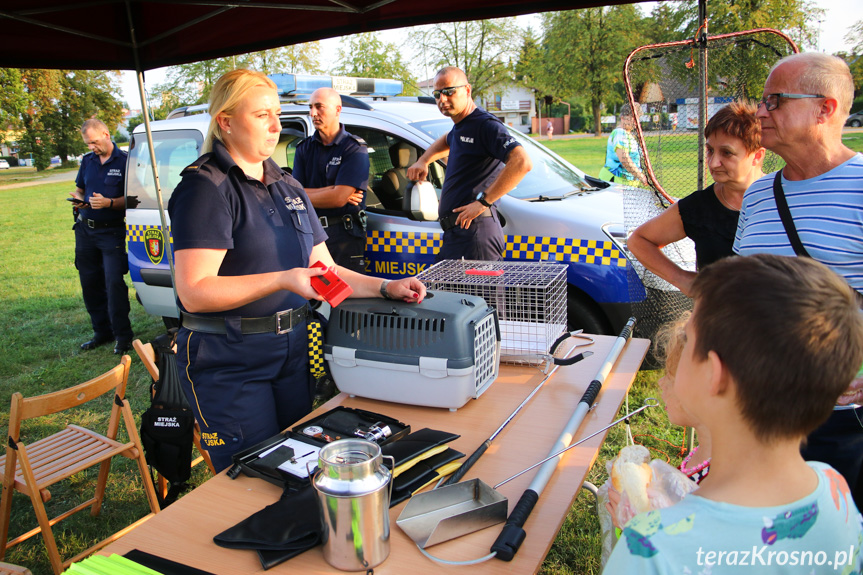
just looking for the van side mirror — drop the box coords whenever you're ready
[405,181,439,221]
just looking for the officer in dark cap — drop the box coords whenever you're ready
[293,87,370,274]
[407,66,532,261]
[70,118,133,354]
[168,70,425,472]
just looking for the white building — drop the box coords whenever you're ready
[417,79,535,134]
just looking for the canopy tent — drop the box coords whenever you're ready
[0,0,642,71]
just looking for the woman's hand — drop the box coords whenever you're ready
[281,265,330,301]
[385,277,426,303]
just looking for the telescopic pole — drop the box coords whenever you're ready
[490,317,636,561]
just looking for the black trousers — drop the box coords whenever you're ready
[324,223,367,274]
[74,223,133,341]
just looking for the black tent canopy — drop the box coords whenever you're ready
[0,0,643,71]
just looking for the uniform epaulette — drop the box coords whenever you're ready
[180,163,202,176]
[348,133,368,148]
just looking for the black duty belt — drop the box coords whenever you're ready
[77,215,125,229]
[319,210,366,231]
[439,209,492,232]
[181,304,310,335]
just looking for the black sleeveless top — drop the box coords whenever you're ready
[677,184,740,270]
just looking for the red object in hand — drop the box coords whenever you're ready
[310,261,353,307]
[465,268,505,276]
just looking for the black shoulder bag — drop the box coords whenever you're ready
[772,171,811,258]
[140,329,196,507]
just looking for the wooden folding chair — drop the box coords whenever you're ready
[0,356,160,575]
[132,339,216,497]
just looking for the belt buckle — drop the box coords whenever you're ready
[319,216,328,228]
[343,215,353,230]
[86,219,95,229]
[275,309,294,334]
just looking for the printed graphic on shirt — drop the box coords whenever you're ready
[108,168,123,177]
[761,503,818,545]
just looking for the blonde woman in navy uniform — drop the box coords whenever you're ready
[168,70,426,472]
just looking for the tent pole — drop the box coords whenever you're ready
[126,0,179,312]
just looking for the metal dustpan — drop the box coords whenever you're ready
[396,478,507,548]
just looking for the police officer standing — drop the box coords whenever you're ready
[293,88,370,273]
[69,118,133,354]
[408,66,532,261]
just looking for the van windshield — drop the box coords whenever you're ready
[409,118,592,199]
[126,130,203,210]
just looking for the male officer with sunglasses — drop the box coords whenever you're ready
[407,67,532,261]
[734,52,863,508]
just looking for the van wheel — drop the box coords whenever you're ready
[567,292,612,335]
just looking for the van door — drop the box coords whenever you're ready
[343,123,446,279]
[126,129,203,319]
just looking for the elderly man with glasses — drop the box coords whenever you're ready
[407,66,532,261]
[734,52,863,508]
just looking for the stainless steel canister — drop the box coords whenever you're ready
[310,439,393,571]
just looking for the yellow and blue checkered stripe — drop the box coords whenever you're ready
[505,236,627,268]
[367,230,442,255]
[366,231,626,268]
[128,224,173,245]
[130,226,626,269]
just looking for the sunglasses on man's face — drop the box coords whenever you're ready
[433,85,467,99]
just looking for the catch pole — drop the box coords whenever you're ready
[491,317,636,561]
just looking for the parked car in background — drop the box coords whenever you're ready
[847,111,863,128]
[126,74,686,337]
[0,159,9,169]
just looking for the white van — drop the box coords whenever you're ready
[126,76,684,336]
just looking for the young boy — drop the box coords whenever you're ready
[604,254,863,573]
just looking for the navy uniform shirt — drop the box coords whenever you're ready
[439,107,521,216]
[75,143,127,223]
[292,124,369,219]
[168,139,327,318]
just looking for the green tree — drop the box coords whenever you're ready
[43,70,124,164]
[842,20,863,99]
[422,18,520,98]
[127,85,186,135]
[19,69,62,170]
[543,6,646,136]
[247,43,324,75]
[156,57,239,105]
[0,68,27,146]
[645,0,822,48]
[333,33,417,95]
[514,28,551,97]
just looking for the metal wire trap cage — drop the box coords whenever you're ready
[415,260,567,363]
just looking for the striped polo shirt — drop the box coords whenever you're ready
[733,153,863,293]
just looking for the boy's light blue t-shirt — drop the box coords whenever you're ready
[604,462,862,574]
